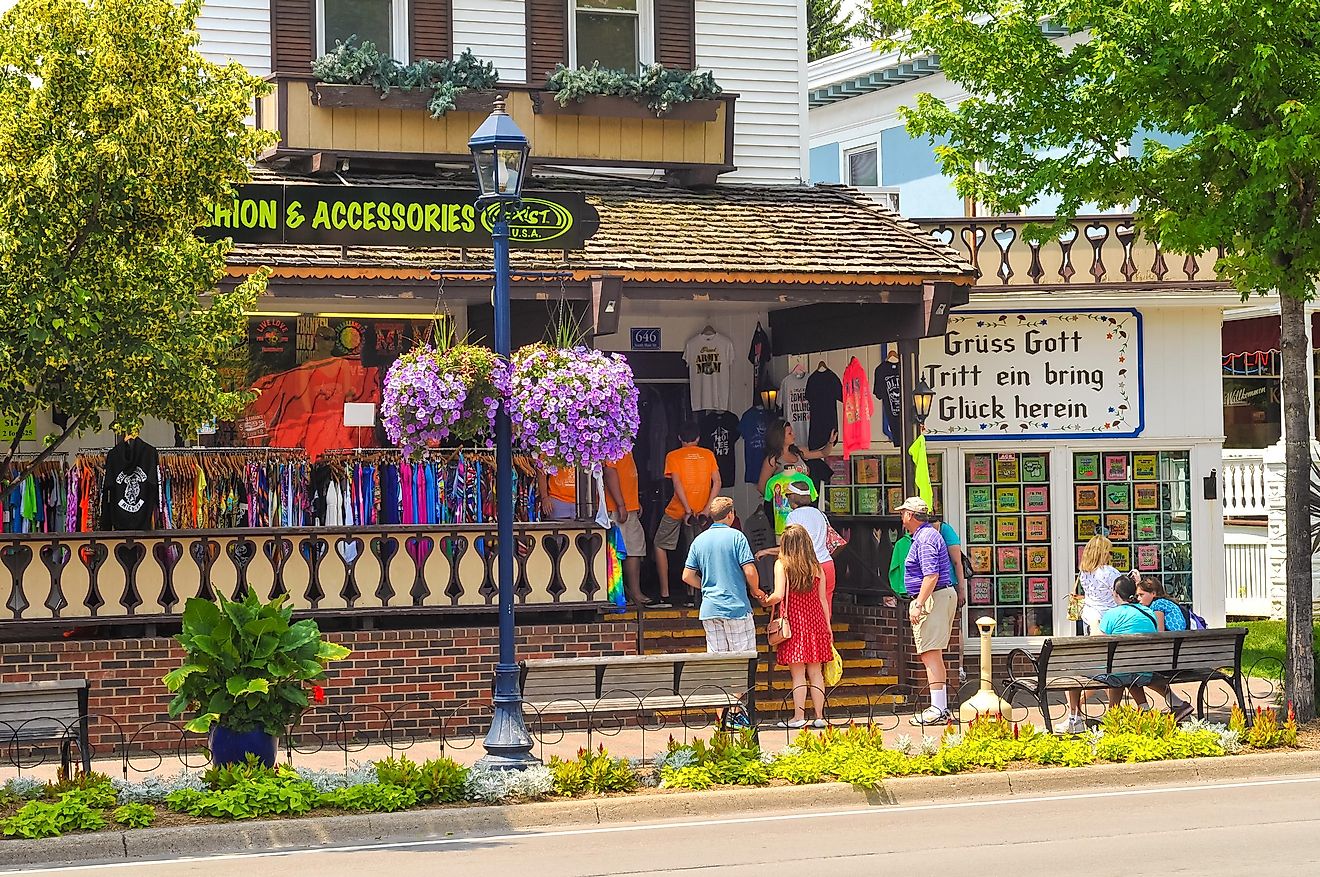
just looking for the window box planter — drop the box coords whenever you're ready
[310,84,503,114]
[531,93,721,122]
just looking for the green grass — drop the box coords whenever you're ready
[1228,620,1320,679]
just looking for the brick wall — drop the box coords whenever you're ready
[0,620,637,751]
[835,597,966,705]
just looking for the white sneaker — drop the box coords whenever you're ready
[1060,714,1087,734]
[909,706,950,726]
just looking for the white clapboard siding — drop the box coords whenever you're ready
[452,0,526,83]
[696,0,806,184]
[196,0,272,76]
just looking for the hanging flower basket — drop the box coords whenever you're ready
[507,344,639,473]
[382,343,503,455]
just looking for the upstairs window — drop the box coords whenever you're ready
[318,0,409,61]
[847,146,879,187]
[570,0,653,71]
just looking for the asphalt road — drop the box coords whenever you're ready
[17,775,1320,876]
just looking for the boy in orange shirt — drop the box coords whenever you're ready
[604,451,647,606]
[653,421,720,607]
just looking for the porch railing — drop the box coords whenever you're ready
[1224,525,1271,618]
[1222,450,1268,517]
[0,523,609,625]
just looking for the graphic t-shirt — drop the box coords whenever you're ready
[747,323,773,399]
[873,355,902,444]
[779,372,810,441]
[683,330,735,412]
[763,471,817,536]
[663,446,719,519]
[699,410,741,486]
[841,357,873,458]
[805,367,844,451]
[604,453,641,513]
[546,468,577,504]
[738,406,771,484]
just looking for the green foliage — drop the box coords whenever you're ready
[3,797,107,839]
[1093,729,1223,762]
[164,764,319,819]
[43,769,114,802]
[203,752,277,790]
[545,63,722,116]
[806,0,860,61]
[0,0,274,489]
[318,783,418,813]
[163,591,351,735]
[312,37,499,117]
[1100,704,1178,739]
[111,803,156,829]
[549,746,638,797]
[373,755,470,804]
[660,730,769,790]
[1240,706,1299,749]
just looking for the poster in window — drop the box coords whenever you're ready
[1134,513,1159,541]
[1111,546,1131,569]
[928,455,943,483]
[1136,544,1161,571]
[995,487,1022,513]
[997,575,1024,602]
[1076,514,1101,541]
[828,456,850,482]
[883,455,904,483]
[970,577,993,605]
[996,516,1021,542]
[995,455,1020,482]
[969,546,993,574]
[1133,483,1160,510]
[1026,577,1051,604]
[1104,483,1131,511]
[996,546,1022,573]
[854,457,880,485]
[1021,455,1048,483]
[1074,453,1100,481]
[856,487,880,515]
[1025,515,1050,542]
[1104,453,1129,481]
[1025,546,1050,573]
[826,487,852,514]
[968,516,993,543]
[967,455,993,484]
[886,487,904,514]
[1024,486,1049,513]
[1075,484,1101,511]
[967,486,993,513]
[1132,453,1159,481]
[1104,514,1130,541]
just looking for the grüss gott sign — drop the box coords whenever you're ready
[199,183,601,249]
[918,310,1143,439]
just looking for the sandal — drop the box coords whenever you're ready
[774,718,808,730]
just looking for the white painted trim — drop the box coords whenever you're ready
[567,0,655,70]
[315,0,411,62]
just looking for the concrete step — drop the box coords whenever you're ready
[756,674,899,691]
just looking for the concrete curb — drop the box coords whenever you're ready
[7,749,1320,868]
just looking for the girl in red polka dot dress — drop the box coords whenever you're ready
[764,524,834,728]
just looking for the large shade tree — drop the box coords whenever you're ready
[808,0,860,60]
[0,0,274,489]
[872,0,1320,717]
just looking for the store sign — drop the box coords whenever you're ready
[919,310,1143,439]
[200,184,601,249]
[0,415,34,442]
[630,327,662,350]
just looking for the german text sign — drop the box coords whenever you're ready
[918,310,1143,439]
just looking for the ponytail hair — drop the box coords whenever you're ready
[1114,574,1139,603]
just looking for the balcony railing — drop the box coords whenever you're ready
[0,523,609,626]
[257,75,737,183]
[917,215,1226,289]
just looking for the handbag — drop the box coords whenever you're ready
[825,522,848,555]
[767,590,792,647]
[823,645,843,687]
[1066,575,1086,622]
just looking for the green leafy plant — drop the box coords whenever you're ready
[163,592,351,735]
[372,755,470,803]
[1238,705,1299,749]
[312,37,499,117]
[549,745,638,797]
[43,769,114,802]
[319,783,418,812]
[545,63,722,115]
[659,730,769,790]
[203,752,277,790]
[3,797,107,839]
[1100,704,1178,739]
[164,765,319,819]
[112,803,156,829]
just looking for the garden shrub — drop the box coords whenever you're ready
[372,755,470,803]
[660,730,771,790]
[3,797,107,839]
[550,746,638,797]
[165,765,319,819]
[112,803,156,829]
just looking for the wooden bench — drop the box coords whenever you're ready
[0,680,91,775]
[519,651,759,730]
[1002,628,1247,733]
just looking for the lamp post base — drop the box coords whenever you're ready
[477,663,540,770]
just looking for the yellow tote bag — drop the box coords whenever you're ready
[824,646,843,687]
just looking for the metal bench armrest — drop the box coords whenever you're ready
[1005,648,1039,683]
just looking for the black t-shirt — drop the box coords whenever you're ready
[100,438,159,531]
[699,410,741,486]
[874,358,902,443]
[747,323,773,395]
[805,367,843,450]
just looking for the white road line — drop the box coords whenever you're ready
[13,774,1320,874]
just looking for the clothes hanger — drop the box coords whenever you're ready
[816,361,829,372]
[701,323,716,335]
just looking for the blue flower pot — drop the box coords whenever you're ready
[210,725,277,768]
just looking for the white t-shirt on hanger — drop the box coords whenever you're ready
[779,371,809,442]
[684,329,735,412]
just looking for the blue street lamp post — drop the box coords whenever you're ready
[468,99,538,769]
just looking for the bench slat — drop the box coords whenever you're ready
[525,694,740,716]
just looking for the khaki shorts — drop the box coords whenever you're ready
[912,587,958,654]
[654,514,687,551]
[611,511,646,557]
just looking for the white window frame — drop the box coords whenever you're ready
[316,0,410,63]
[567,0,654,71]
[844,144,879,188]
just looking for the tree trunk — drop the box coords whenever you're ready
[1280,291,1316,721]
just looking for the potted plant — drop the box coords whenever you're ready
[540,63,724,120]
[163,592,351,767]
[310,38,500,117]
[381,331,505,456]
